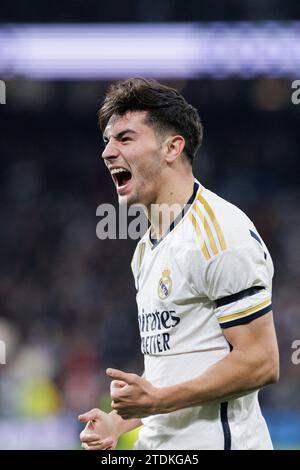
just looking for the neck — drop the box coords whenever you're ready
[147,171,195,240]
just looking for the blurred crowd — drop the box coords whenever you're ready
[0,78,299,448]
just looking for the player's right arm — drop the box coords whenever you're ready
[78,408,142,450]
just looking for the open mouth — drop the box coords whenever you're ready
[110,167,132,189]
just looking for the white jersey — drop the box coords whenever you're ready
[131,180,274,450]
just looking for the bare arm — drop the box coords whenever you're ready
[109,312,279,418]
[157,312,279,412]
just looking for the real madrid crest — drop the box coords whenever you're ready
[158,268,172,300]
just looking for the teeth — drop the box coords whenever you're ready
[111,168,129,175]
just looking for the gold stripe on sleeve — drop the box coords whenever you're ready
[189,213,210,260]
[198,194,227,251]
[194,203,219,256]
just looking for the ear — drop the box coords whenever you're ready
[163,135,186,164]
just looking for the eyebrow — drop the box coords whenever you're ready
[103,128,138,142]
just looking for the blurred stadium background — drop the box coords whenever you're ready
[0,0,300,449]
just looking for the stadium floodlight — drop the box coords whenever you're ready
[0,22,300,79]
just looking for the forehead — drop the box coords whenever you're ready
[103,111,153,138]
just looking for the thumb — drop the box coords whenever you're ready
[78,408,100,423]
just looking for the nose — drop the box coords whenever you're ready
[101,139,120,161]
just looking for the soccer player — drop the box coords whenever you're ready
[79,78,279,450]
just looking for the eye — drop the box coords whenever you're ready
[121,136,131,143]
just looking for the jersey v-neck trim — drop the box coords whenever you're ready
[149,180,201,250]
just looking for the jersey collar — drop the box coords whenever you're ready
[149,180,200,250]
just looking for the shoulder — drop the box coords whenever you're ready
[188,185,274,297]
[187,185,259,265]
[197,186,255,252]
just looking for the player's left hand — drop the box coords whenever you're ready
[107,368,161,419]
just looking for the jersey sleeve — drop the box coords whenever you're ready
[203,240,274,329]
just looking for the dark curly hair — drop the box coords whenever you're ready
[98,78,203,164]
